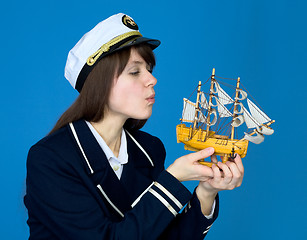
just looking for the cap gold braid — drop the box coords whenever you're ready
[87,31,142,66]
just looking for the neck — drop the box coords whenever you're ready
[90,113,126,158]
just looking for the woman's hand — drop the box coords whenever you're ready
[195,153,244,215]
[167,148,244,216]
[198,153,244,195]
[166,147,215,182]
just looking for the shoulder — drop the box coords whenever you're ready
[128,129,162,144]
[27,125,80,171]
[35,125,70,144]
[30,125,72,153]
[126,129,165,153]
[125,129,166,170]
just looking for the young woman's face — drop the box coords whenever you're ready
[107,48,157,121]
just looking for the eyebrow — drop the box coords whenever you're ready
[126,60,147,70]
[130,60,144,65]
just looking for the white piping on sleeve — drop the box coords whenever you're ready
[206,224,213,230]
[97,184,124,218]
[203,229,210,234]
[131,182,154,208]
[69,122,94,174]
[149,189,177,217]
[125,131,154,167]
[154,182,183,210]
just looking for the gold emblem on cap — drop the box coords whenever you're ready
[123,15,136,27]
[122,15,139,30]
[87,31,142,66]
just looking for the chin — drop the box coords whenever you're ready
[134,111,153,120]
[127,106,153,120]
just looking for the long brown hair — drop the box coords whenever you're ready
[49,44,156,135]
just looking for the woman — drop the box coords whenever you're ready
[24,13,244,240]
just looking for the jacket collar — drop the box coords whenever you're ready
[68,119,155,218]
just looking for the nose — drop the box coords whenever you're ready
[146,72,157,87]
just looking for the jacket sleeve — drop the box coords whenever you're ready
[147,136,219,240]
[136,135,219,240]
[25,144,194,240]
[158,190,219,239]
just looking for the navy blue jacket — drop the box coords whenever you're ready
[24,120,218,239]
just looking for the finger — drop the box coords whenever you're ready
[196,166,214,180]
[217,162,232,184]
[200,147,215,159]
[233,154,244,174]
[211,154,218,164]
[187,147,215,163]
[225,161,243,187]
[211,163,222,182]
[226,161,241,178]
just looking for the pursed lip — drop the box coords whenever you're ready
[146,93,155,104]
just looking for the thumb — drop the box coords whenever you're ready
[188,147,215,162]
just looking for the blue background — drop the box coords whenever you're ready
[1,0,306,239]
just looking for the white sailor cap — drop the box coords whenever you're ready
[64,13,160,92]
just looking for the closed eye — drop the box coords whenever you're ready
[130,71,140,75]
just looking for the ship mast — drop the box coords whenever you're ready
[231,77,241,140]
[205,68,216,135]
[193,81,202,130]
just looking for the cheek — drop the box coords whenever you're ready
[110,82,143,107]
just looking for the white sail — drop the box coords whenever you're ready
[215,82,234,104]
[243,131,264,144]
[258,125,274,135]
[211,82,218,94]
[207,108,217,126]
[209,96,218,107]
[247,98,271,124]
[198,108,217,125]
[182,98,196,122]
[234,102,244,114]
[231,115,244,127]
[236,89,248,100]
[243,106,260,129]
[216,97,232,118]
[200,92,209,109]
[199,111,207,123]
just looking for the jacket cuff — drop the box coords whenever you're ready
[183,190,219,236]
[149,170,192,215]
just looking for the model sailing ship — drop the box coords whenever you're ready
[176,68,275,167]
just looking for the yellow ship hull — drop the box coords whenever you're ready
[176,124,249,163]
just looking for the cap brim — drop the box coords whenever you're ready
[116,36,161,51]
